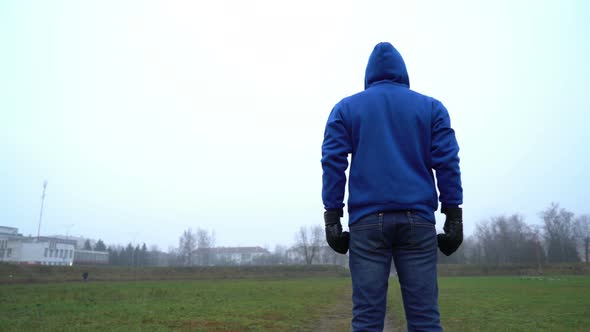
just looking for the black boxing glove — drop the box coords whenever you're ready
[437,206,463,256]
[324,209,350,254]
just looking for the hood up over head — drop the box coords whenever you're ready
[364,42,410,89]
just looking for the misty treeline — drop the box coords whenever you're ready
[97,226,346,267]
[95,202,589,267]
[106,243,152,266]
[79,239,155,267]
[168,226,347,267]
[440,203,590,265]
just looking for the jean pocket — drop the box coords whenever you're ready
[350,221,386,252]
[409,217,436,250]
[411,215,435,228]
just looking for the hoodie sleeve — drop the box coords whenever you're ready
[321,104,352,211]
[431,100,463,207]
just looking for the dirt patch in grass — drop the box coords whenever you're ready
[312,290,351,332]
[312,283,398,332]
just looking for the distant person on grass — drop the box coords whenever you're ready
[321,42,463,332]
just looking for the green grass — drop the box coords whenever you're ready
[3,275,590,331]
[0,278,350,331]
[388,276,590,331]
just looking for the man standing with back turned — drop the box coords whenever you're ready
[322,42,463,332]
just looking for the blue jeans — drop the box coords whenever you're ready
[349,211,442,332]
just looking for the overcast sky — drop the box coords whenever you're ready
[1,0,589,250]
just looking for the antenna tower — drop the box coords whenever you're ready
[37,180,48,239]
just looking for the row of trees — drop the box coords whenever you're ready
[78,238,156,267]
[290,203,590,267]
[441,203,590,265]
[83,202,589,267]
[289,203,590,267]
[82,239,106,251]
[107,243,151,266]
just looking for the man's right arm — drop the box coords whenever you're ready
[431,100,462,208]
[431,100,463,256]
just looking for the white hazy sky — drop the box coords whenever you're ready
[1,0,589,250]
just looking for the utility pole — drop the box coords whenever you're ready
[37,180,48,240]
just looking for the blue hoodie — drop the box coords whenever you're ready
[321,42,462,225]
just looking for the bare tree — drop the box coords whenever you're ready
[274,244,287,258]
[542,203,579,263]
[319,244,348,265]
[195,228,215,266]
[294,225,323,264]
[167,246,181,266]
[574,214,590,263]
[473,215,543,265]
[268,244,288,265]
[179,228,196,266]
[439,235,474,264]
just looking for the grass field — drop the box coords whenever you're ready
[388,276,590,331]
[0,278,350,331]
[1,275,590,331]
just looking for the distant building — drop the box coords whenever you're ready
[286,245,348,266]
[74,249,109,265]
[211,246,271,265]
[0,226,19,236]
[51,235,93,249]
[0,226,20,263]
[0,227,76,266]
[0,226,107,266]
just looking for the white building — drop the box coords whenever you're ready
[74,249,109,265]
[211,247,271,265]
[0,226,76,266]
[51,235,93,249]
[286,245,348,266]
[0,226,20,262]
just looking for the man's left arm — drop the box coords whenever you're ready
[321,104,351,212]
